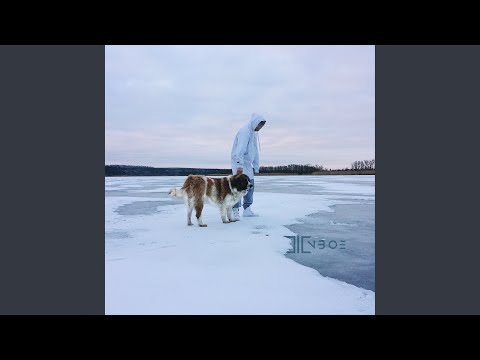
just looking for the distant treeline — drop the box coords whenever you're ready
[259,160,375,174]
[311,170,375,175]
[105,160,375,177]
[259,164,326,175]
[105,165,230,177]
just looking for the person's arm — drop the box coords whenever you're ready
[232,129,250,174]
[253,149,260,174]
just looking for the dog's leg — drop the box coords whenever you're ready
[187,200,193,226]
[221,205,230,223]
[227,206,236,222]
[195,201,207,227]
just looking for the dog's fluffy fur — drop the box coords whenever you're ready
[169,174,251,227]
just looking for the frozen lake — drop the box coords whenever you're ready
[105,175,375,314]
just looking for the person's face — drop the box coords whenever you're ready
[255,121,266,131]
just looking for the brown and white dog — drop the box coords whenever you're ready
[169,174,252,227]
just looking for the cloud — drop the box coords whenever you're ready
[106,45,375,168]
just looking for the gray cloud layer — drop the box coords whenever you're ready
[106,45,375,169]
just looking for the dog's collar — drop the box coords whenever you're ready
[227,175,234,193]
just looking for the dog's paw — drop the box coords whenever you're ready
[199,224,208,227]
[228,219,238,222]
[187,223,193,226]
[223,220,230,224]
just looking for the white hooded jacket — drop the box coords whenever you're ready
[231,113,266,179]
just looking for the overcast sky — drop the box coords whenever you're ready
[106,45,375,169]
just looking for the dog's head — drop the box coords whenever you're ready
[231,174,252,195]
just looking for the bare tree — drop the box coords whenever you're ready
[350,159,375,171]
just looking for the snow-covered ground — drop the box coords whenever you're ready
[105,175,375,314]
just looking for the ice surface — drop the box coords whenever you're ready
[105,175,375,314]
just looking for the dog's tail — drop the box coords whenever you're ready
[168,187,184,198]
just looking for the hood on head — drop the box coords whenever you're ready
[248,113,266,131]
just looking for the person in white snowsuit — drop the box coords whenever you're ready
[230,113,266,219]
